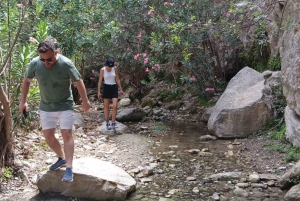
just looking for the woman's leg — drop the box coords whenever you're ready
[111,98,118,122]
[104,98,111,122]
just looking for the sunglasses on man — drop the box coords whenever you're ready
[40,57,53,62]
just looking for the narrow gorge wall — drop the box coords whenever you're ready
[276,1,300,147]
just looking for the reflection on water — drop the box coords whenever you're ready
[152,121,235,154]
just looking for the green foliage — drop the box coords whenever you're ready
[197,97,216,108]
[153,123,168,132]
[288,175,300,185]
[269,123,286,140]
[266,142,285,153]
[284,147,300,163]
[2,167,13,182]
[238,46,270,73]
[271,85,286,118]
[158,87,182,102]
[0,0,285,138]
[266,123,300,163]
[267,55,281,71]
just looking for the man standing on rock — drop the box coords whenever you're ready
[19,40,91,182]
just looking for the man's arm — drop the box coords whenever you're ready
[19,77,32,113]
[75,79,91,112]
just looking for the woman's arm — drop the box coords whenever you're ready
[115,67,124,95]
[98,68,104,99]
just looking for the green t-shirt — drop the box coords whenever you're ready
[25,54,81,111]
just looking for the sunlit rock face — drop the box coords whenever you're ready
[280,2,300,115]
[208,67,274,138]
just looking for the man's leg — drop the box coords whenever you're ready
[60,129,74,168]
[59,110,74,182]
[43,128,65,159]
[40,110,66,170]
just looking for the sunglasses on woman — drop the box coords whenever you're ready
[40,57,53,62]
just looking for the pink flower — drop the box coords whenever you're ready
[29,36,38,43]
[190,76,196,82]
[90,77,94,80]
[147,10,152,16]
[142,53,147,57]
[145,68,149,72]
[170,3,175,6]
[91,69,95,73]
[137,32,142,39]
[165,18,169,23]
[93,23,100,28]
[152,64,160,69]
[144,58,149,64]
[134,53,141,60]
[164,2,169,6]
[24,12,28,18]
[17,3,24,8]
[226,12,231,17]
[205,88,215,92]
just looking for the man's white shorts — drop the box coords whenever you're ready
[40,110,74,130]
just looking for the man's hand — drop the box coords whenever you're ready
[19,102,28,113]
[81,100,91,112]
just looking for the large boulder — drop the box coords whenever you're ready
[285,106,300,147]
[279,160,300,190]
[207,67,275,138]
[280,1,300,116]
[36,157,136,201]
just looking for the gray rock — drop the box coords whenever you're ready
[36,157,136,201]
[208,67,275,138]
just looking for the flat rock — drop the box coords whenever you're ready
[36,157,136,201]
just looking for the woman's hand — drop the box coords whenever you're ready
[98,92,102,100]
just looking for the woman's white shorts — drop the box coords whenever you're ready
[39,110,74,130]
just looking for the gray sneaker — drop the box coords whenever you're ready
[49,158,66,170]
[62,167,73,182]
[112,122,118,129]
[106,122,112,130]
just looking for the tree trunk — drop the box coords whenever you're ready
[0,85,14,168]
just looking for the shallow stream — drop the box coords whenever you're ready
[126,121,284,201]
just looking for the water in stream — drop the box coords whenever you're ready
[127,121,284,201]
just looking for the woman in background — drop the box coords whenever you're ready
[97,58,124,130]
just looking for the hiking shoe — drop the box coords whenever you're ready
[62,167,73,182]
[106,122,112,130]
[49,158,66,170]
[112,122,118,129]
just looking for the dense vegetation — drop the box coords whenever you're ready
[0,0,286,177]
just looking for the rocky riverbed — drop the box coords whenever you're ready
[0,105,289,201]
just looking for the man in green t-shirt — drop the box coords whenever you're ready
[19,40,91,182]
